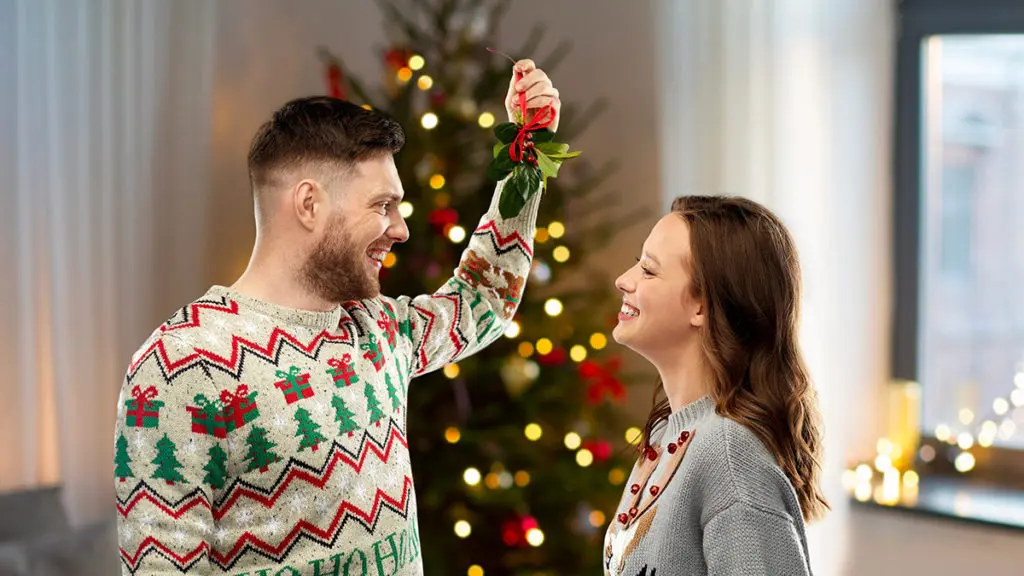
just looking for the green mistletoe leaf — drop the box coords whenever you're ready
[535,142,569,155]
[536,150,561,182]
[493,142,504,158]
[486,145,516,181]
[494,122,519,145]
[545,150,581,160]
[499,165,542,218]
[530,128,556,144]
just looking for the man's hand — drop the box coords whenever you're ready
[505,59,560,132]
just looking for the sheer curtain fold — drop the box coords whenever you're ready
[0,0,215,525]
[655,1,895,574]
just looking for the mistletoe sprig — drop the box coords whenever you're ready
[484,48,581,219]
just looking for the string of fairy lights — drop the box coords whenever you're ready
[844,369,1024,509]
[381,52,645,574]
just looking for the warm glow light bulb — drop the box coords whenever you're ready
[443,363,460,379]
[569,345,587,362]
[524,423,543,441]
[445,426,461,443]
[576,448,594,467]
[544,298,563,316]
[535,338,553,355]
[463,467,481,486]
[408,54,425,70]
[454,520,471,538]
[548,221,565,238]
[625,427,642,444]
[564,432,582,450]
[525,528,544,547]
[417,75,434,90]
[504,321,521,339]
[590,333,607,349]
[478,112,495,128]
[398,201,414,218]
[421,112,439,129]
[552,246,570,263]
[954,451,976,473]
[448,225,467,243]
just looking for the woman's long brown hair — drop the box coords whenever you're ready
[638,195,829,522]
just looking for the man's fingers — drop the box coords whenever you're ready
[514,68,548,93]
[514,59,536,75]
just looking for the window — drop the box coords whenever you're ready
[894,1,1024,478]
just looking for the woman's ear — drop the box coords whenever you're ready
[689,302,705,327]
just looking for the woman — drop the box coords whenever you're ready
[603,196,828,576]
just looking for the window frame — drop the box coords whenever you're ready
[894,0,1024,483]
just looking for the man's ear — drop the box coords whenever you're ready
[293,179,322,231]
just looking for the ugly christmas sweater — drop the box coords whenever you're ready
[114,180,538,575]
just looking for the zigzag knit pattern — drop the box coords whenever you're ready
[114,182,539,575]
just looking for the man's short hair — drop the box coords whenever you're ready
[247,96,405,191]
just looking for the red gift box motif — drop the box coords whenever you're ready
[220,384,260,432]
[361,334,386,372]
[326,354,360,388]
[377,308,398,351]
[186,394,227,438]
[275,366,314,404]
[125,385,164,428]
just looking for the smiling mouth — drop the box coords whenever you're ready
[618,301,639,320]
[367,249,389,268]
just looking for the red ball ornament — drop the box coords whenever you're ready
[537,346,566,366]
[384,47,411,70]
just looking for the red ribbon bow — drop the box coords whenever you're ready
[220,384,250,406]
[487,47,557,163]
[130,385,158,407]
[328,354,352,369]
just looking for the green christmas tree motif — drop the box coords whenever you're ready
[332,394,360,437]
[202,443,228,490]
[385,373,401,413]
[397,318,413,341]
[294,407,327,452]
[114,433,133,482]
[151,433,186,485]
[243,426,281,473]
[364,382,386,427]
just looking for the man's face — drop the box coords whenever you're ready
[301,155,408,303]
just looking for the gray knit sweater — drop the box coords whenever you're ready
[603,395,812,575]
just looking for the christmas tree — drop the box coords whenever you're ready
[364,382,387,427]
[243,426,282,473]
[115,433,133,482]
[385,373,402,412]
[203,444,229,490]
[319,1,645,573]
[294,407,328,452]
[332,393,361,437]
[151,434,186,485]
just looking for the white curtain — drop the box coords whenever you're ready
[0,0,216,525]
[655,1,895,574]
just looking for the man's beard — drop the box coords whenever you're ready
[301,217,380,303]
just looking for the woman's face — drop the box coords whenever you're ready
[613,214,704,360]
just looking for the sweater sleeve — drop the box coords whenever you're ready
[115,332,220,574]
[387,177,539,377]
[702,501,811,576]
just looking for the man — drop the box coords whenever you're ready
[114,59,559,575]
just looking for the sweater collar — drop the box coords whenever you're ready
[666,394,715,434]
[206,285,343,330]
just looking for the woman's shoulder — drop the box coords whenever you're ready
[684,412,803,524]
